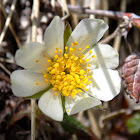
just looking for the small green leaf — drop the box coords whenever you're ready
[126,113,140,135]
[96,105,106,111]
[64,21,72,47]
[61,113,88,134]
[25,85,52,99]
[61,95,65,112]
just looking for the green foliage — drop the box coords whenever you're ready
[126,113,140,135]
[64,21,72,47]
[26,85,52,99]
[96,105,106,110]
[61,113,88,134]
[61,96,65,112]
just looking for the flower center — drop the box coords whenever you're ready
[36,42,95,98]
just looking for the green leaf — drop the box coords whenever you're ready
[64,21,72,47]
[126,113,140,135]
[61,95,65,112]
[25,85,52,99]
[96,105,106,111]
[61,113,88,134]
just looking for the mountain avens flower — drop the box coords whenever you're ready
[11,16,121,121]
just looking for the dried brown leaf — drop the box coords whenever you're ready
[122,54,140,103]
[133,18,140,30]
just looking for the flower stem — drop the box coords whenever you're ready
[31,0,39,139]
[31,99,36,140]
[0,0,17,45]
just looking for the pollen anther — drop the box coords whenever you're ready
[89,50,92,54]
[59,50,62,53]
[37,43,93,98]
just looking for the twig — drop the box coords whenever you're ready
[31,0,40,42]
[70,0,78,28]
[124,36,133,54]
[67,5,124,19]
[101,0,109,36]
[31,0,40,140]
[113,0,127,52]
[99,26,120,44]
[87,109,101,139]
[45,2,140,22]
[38,122,48,140]
[99,105,140,129]
[77,111,84,121]
[0,1,21,48]
[44,2,124,20]
[89,0,96,19]
[0,0,17,46]
[99,20,131,44]
[67,5,140,20]
[59,0,70,26]
[0,62,11,75]
[61,14,70,21]
[0,57,15,63]
[58,0,69,16]
[44,1,140,21]
[0,74,10,83]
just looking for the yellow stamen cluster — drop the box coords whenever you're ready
[36,42,95,98]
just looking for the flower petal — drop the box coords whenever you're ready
[15,42,50,73]
[44,16,64,59]
[11,70,49,97]
[87,68,121,101]
[38,89,63,121]
[66,18,108,53]
[65,93,101,115]
[85,44,119,69]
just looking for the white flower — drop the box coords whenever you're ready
[10,16,121,121]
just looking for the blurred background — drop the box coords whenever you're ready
[0,0,140,140]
